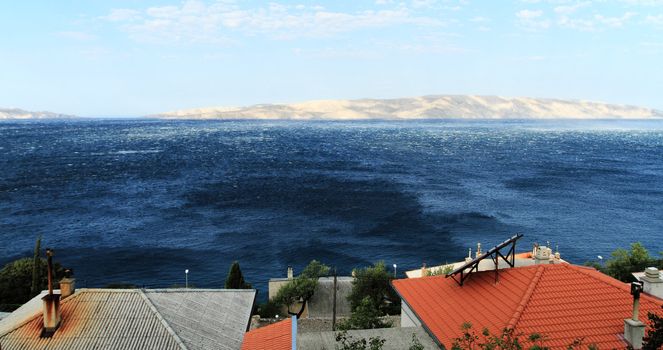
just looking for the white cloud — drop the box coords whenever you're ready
[106,0,443,44]
[595,12,637,27]
[516,9,551,29]
[645,14,663,24]
[55,31,96,41]
[554,2,591,15]
[557,11,637,31]
[516,9,544,19]
[105,9,142,22]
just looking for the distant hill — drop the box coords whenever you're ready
[151,95,663,120]
[0,108,77,120]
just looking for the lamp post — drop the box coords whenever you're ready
[185,269,189,289]
[393,264,397,278]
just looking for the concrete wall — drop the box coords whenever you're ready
[268,277,354,319]
[307,277,353,318]
[401,302,421,328]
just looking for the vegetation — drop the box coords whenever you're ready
[338,296,392,330]
[348,261,400,316]
[335,330,385,350]
[409,333,425,350]
[30,235,42,296]
[585,242,662,282]
[274,260,330,318]
[225,261,252,289]
[0,255,65,311]
[255,299,282,318]
[424,264,454,277]
[644,306,663,350]
[449,322,597,350]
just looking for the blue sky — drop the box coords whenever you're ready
[1,0,662,116]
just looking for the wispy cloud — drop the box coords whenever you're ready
[55,31,96,41]
[645,14,663,25]
[105,0,444,44]
[516,9,551,30]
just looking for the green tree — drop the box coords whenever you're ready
[335,330,385,350]
[0,257,65,311]
[348,261,400,316]
[643,305,663,350]
[338,296,392,330]
[30,235,42,296]
[450,323,595,350]
[602,243,660,282]
[274,260,329,318]
[225,261,252,289]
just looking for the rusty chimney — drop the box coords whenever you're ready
[624,281,645,349]
[59,268,75,299]
[41,248,61,337]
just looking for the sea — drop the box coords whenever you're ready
[1,119,662,298]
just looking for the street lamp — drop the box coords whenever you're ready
[393,264,397,277]
[185,269,189,289]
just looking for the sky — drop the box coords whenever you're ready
[0,0,662,116]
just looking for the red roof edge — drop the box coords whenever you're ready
[390,280,446,349]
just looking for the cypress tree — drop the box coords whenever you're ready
[30,235,41,296]
[225,261,251,289]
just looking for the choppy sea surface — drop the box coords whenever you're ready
[1,119,662,296]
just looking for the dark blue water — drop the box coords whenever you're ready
[1,119,663,297]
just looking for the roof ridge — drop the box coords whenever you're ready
[506,265,545,329]
[138,289,189,350]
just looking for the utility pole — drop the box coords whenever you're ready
[332,267,337,331]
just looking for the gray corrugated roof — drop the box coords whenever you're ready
[297,327,441,350]
[0,288,256,350]
[146,289,255,350]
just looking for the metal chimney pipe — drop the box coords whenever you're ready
[46,248,54,296]
[631,281,643,321]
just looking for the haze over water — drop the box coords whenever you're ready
[1,119,662,296]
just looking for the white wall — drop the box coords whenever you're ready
[400,302,421,328]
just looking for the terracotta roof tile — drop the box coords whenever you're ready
[392,264,663,350]
[241,318,291,350]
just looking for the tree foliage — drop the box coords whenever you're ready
[338,296,392,330]
[409,333,425,350]
[425,264,454,277]
[225,261,252,289]
[274,260,329,318]
[450,322,596,350]
[348,261,400,316]
[586,243,662,282]
[643,305,663,350]
[30,235,42,296]
[0,257,65,311]
[335,330,385,350]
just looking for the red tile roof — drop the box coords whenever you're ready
[241,318,291,350]
[392,263,663,350]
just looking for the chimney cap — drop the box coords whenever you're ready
[645,267,660,279]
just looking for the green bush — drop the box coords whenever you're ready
[0,257,64,312]
[338,296,392,330]
[348,261,400,316]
